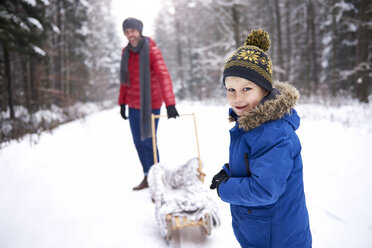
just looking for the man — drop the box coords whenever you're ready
[119,17,179,190]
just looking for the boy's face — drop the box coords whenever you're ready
[124,28,141,47]
[225,76,268,116]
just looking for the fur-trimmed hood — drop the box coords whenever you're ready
[229,82,300,131]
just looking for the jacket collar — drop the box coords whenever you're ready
[229,82,300,131]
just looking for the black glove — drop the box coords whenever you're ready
[210,169,230,190]
[166,105,179,119]
[120,104,127,120]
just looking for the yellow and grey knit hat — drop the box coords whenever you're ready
[223,29,273,92]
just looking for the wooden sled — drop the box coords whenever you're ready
[151,112,210,240]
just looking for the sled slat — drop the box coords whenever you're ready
[169,216,207,230]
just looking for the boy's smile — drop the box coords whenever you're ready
[225,76,268,116]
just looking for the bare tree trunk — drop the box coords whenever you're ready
[21,56,31,111]
[274,0,283,81]
[285,0,292,82]
[186,22,195,98]
[29,57,38,111]
[231,4,241,48]
[355,0,370,103]
[268,0,275,66]
[3,44,15,119]
[60,8,66,105]
[53,0,63,106]
[64,34,70,104]
[330,0,338,97]
[174,1,185,99]
[307,0,319,93]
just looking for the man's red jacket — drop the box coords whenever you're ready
[118,37,176,109]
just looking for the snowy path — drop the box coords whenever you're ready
[0,102,371,247]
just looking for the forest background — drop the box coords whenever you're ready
[0,0,371,145]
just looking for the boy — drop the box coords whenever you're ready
[210,29,312,247]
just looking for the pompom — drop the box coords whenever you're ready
[244,29,270,52]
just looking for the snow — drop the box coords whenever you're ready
[21,0,36,6]
[32,45,46,56]
[1,103,103,139]
[27,17,43,31]
[0,101,372,248]
[52,24,61,34]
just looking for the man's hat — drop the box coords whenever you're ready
[122,17,143,34]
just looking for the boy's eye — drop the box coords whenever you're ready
[227,88,235,92]
[243,87,251,91]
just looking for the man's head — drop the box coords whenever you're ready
[122,18,143,47]
[223,29,273,94]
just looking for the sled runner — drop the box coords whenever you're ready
[148,113,219,241]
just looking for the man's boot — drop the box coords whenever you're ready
[133,176,148,190]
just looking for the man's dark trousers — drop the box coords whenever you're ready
[129,108,160,175]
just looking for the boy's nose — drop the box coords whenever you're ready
[235,93,244,103]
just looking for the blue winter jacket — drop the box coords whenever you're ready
[218,82,312,248]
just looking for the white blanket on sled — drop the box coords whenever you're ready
[148,158,221,237]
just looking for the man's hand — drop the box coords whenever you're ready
[166,105,179,119]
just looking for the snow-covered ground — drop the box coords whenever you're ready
[0,101,371,248]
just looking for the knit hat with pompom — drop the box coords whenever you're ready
[223,29,273,92]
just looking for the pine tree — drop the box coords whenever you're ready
[0,0,49,118]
